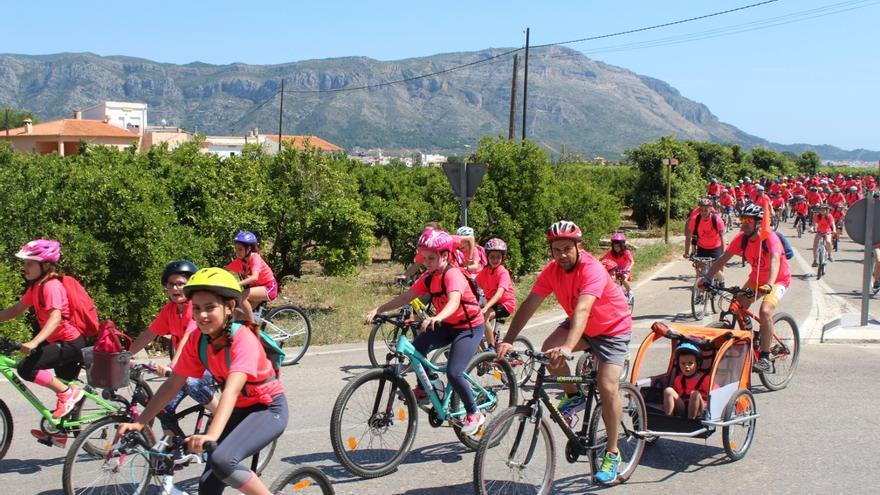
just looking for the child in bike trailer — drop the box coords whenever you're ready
[793,196,809,231]
[226,231,278,327]
[128,260,219,446]
[364,229,488,436]
[475,238,516,348]
[118,268,287,495]
[0,240,86,439]
[664,343,710,420]
[811,205,836,266]
[496,220,632,484]
[601,232,635,302]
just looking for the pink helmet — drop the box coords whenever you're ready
[611,232,626,243]
[484,238,508,253]
[16,239,62,263]
[417,229,453,253]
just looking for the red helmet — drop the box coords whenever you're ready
[16,239,61,263]
[546,221,581,242]
[417,229,453,253]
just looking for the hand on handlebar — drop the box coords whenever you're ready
[495,341,513,361]
[544,346,575,367]
[363,308,379,325]
[186,433,219,454]
[19,340,36,356]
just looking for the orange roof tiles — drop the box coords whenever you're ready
[263,134,343,152]
[5,119,139,138]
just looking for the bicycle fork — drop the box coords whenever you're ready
[506,405,543,469]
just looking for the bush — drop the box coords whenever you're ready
[627,136,703,228]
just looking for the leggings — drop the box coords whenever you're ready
[17,336,85,382]
[413,324,485,415]
[199,393,288,494]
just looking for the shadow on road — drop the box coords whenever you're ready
[338,364,375,381]
[0,455,65,475]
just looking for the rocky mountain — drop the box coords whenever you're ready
[0,48,874,160]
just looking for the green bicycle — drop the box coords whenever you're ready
[330,327,518,478]
[0,338,152,459]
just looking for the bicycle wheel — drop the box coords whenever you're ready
[451,352,519,450]
[329,368,417,478]
[722,389,757,461]
[269,465,335,494]
[587,383,647,484]
[63,416,159,494]
[510,337,536,386]
[251,437,277,476]
[473,406,556,495]
[77,374,154,457]
[264,305,312,366]
[690,284,706,320]
[367,319,410,368]
[758,313,800,391]
[0,399,11,460]
[817,246,826,280]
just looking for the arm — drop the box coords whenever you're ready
[364,289,419,323]
[765,253,781,287]
[422,291,461,330]
[21,309,63,354]
[239,264,261,286]
[555,294,596,355]
[704,250,735,281]
[400,262,421,280]
[188,371,247,452]
[116,373,188,435]
[500,293,545,345]
[484,288,505,312]
[128,329,158,357]
[0,301,28,323]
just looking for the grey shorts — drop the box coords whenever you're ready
[559,318,631,366]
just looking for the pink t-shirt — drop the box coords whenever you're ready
[456,246,487,274]
[726,233,792,287]
[226,252,275,288]
[531,251,631,338]
[690,213,724,249]
[149,301,197,351]
[601,250,634,272]
[173,325,283,408]
[475,265,516,314]
[21,279,82,343]
[412,265,485,329]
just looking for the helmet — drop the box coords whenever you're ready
[809,186,818,192]
[417,229,453,253]
[183,267,242,303]
[456,226,475,237]
[234,231,258,245]
[850,186,858,191]
[546,221,582,242]
[161,260,199,285]
[675,343,702,362]
[737,179,744,184]
[710,177,718,183]
[741,203,764,220]
[721,189,729,194]
[484,238,508,253]
[600,259,618,272]
[796,181,803,186]
[820,180,828,185]
[796,195,805,201]
[15,239,61,263]
[611,232,626,243]
[698,198,712,207]
[833,187,840,192]
[781,183,788,188]
[744,176,752,182]
[754,184,765,192]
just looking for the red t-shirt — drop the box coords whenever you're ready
[475,265,516,314]
[226,253,275,288]
[827,193,846,207]
[813,215,836,235]
[455,246,487,274]
[412,265,485,329]
[531,251,631,338]
[805,191,823,206]
[673,372,710,402]
[719,195,734,208]
[149,301,197,351]
[691,214,724,249]
[173,325,283,408]
[21,279,82,343]
[707,183,722,196]
[771,196,785,209]
[725,233,791,288]
[601,249,634,272]
[795,202,809,216]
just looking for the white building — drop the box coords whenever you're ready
[82,101,148,135]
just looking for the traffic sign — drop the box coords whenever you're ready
[845,196,880,245]
[442,162,488,225]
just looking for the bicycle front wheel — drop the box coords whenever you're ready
[758,313,800,391]
[473,406,556,495]
[367,320,410,368]
[691,284,707,320]
[0,399,11,460]
[510,337,536,386]
[329,368,417,478]
[270,466,335,494]
[452,352,519,450]
[587,383,647,484]
[265,305,312,366]
[63,416,158,495]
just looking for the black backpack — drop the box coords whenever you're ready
[423,266,482,327]
[691,213,722,244]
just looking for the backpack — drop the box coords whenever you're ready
[93,320,131,353]
[739,231,795,261]
[38,275,100,337]
[198,323,285,393]
[691,213,722,244]
[423,265,482,327]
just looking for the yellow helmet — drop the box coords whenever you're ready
[183,268,242,302]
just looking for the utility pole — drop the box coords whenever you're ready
[521,28,530,142]
[277,79,285,153]
[4,109,9,138]
[508,54,518,140]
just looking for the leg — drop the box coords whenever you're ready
[758,299,778,354]
[483,311,496,347]
[541,326,589,396]
[18,340,82,394]
[812,234,820,263]
[445,326,486,415]
[687,392,705,420]
[662,387,683,416]
[597,361,624,454]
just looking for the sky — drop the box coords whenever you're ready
[5,0,879,150]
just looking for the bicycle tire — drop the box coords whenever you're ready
[451,352,519,451]
[690,284,706,320]
[510,337,536,386]
[758,313,800,391]
[473,406,556,495]
[0,399,11,460]
[330,368,417,478]
[721,389,757,461]
[264,305,312,366]
[252,437,278,476]
[269,465,335,494]
[63,415,158,495]
[367,319,411,369]
[706,320,733,330]
[587,383,647,484]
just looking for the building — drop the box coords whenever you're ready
[263,134,343,153]
[82,101,148,135]
[2,113,140,156]
[142,126,194,151]
[199,129,342,158]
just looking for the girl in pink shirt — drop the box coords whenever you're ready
[226,231,278,327]
[475,238,517,347]
[601,233,635,302]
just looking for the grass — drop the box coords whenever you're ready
[631,242,682,280]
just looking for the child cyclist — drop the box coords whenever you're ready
[454,226,487,275]
[118,268,287,495]
[0,240,85,433]
[364,229,487,435]
[475,238,516,348]
[601,233,634,302]
[811,204,836,266]
[226,231,278,327]
[664,343,709,419]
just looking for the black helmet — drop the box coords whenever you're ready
[161,260,199,285]
[741,203,764,220]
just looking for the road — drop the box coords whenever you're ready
[1,220,878,494]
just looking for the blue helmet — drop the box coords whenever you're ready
[234,231,258,244]
[675,343,702,362]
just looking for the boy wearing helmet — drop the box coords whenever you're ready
[497,221,632,484]
[811,205,836,266]
[119,268,288,495]
[0,240,86,431]
[664,343,709,419]
[601,233,634,302]
[226,231,278,327]
[475,238,516,347]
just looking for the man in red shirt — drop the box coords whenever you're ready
[706,177,723,198]
[684,198,726,280]
[846,186,862,206]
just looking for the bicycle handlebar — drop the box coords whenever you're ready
[372,313,422,331]
[508,348,574,365]
[0,338,21,355]
[700,279,758,299]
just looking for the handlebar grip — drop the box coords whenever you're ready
[204,441,218,453]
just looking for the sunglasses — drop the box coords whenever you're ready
[740,217,756,225]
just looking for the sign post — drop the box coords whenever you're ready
[844,193,880,325]
[662,158,679,244]
[442,162,488,227]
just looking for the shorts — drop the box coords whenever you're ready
[559,319,630,367]
[265,278,278,301]
[492,304,511,319]
[696,246,723,260]
[743,281,787,306]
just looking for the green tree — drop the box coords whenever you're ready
[0,108,39,130]
[749,147,788,173]
[796,150,821,176]
[687,141,733,180]
[627,136,703,228]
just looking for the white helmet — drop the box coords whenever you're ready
[456,226,475,237]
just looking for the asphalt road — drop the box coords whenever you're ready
[1,220,878,494]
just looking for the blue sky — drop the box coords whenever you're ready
[6,0,879,150]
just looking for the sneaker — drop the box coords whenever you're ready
[171,441,202,467]
[873,281,880,291]
[30,429,67,448]
[828,255,834,262]
[52,386,84,419]
[413,387,430,404]
[752,357,772,373]
[557,393,586,424]
[460,412,486,436]
[594,450,621,484]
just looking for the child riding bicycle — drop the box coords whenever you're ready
[601,232,634,302]
[475,238,516,348]
[226,231,278,327]
[811,205,836,266]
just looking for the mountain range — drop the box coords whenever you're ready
[0,48,876,161]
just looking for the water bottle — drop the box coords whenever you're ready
[430,376,445,399]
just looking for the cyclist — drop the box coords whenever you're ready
[118,268,288,495]
[684,198,726,281]
[700,204,792,373]
[455,226,487,275]
[793,195,809,233]
[770,192,785,221]
[226,231,278,327]
[127,260,219,446]
[601,232,634,302]
[846,185,861,207]
[475,238,516,348]
[496,220,632,484]
[364,229,487,436]
[828,187,847,234]
[0,240,86,434]
[811,205,836,266]
[718,189,735,223]
[706,177,723,198]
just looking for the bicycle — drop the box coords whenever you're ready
[702,281,800,391]
[0,338,152,459]
[815,232,830,280]
[610,268,635,314]
[252,299,312,366]
[472,349,646,493]
[366,297,431,369]
[330,331,518,478]
[690,256,717,320]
